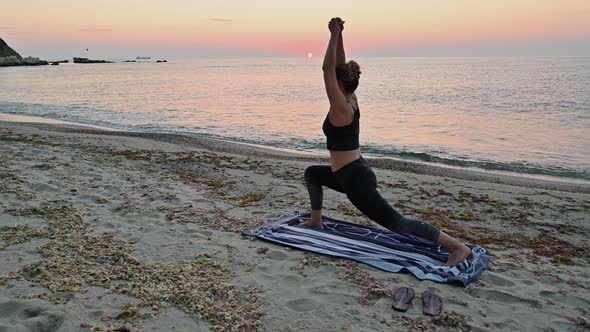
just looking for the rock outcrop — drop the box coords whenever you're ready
[73,57,113,64]
[0,38,49,66]
[0,38,21,58]
[0,55,49,66]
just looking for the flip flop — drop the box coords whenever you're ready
[422,291,443,316]
[391,287,415,312]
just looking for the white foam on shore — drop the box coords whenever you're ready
[0,113,117,131]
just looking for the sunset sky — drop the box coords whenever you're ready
[2,0,590,59]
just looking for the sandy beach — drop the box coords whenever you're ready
[1,120,589,331]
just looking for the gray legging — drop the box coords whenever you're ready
[304,158,441,243]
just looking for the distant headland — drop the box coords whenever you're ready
[0,38,167,67]
[0,38,48,66]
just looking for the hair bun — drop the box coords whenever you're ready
[348,60,361,78]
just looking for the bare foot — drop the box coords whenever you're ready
[300,219,323,229]
[445,244,471,266]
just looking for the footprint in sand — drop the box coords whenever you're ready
[480,272,517,287]
[285,298,321,312]
[540,291,590,308]
[193,198,213,203]
[23,309,64,331]
[267,250,289,260]
[519,279,536,286]
[78,194,100,202]
[23,306,44,318]
[88,310,104,319]
[180,228,213,241]
[0,303,64,331]
[195,229,213,237]
[102,221,116,229]
[468,288,541,308]
[28,183,59,193]
[311,292,357,306]
[281,274,305,286]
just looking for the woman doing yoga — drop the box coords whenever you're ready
[302,17,471,266]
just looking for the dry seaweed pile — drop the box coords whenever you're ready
[2,205,264,331]
[432,311,471,331]
[368,313,435,331]
[160,151,302,182]
[368,310,471,331]
[0,224,48,249]
[15,292,67,305]
[0,134,43,145]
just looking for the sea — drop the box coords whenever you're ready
[1,57,589,183]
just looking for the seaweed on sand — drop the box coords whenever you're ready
[0,225,48,249]
[4,205,265,331]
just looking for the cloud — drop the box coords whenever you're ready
[207,18,232,23]
[79,28,113,33]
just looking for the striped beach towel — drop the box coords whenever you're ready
[243,212,490,286]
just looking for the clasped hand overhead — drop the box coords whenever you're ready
[328,17,345,33]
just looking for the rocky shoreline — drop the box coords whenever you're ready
[0,38,48,66]
[0,55,49,66]
[1,37,169,67]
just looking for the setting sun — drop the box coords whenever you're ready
[307,52,313,59]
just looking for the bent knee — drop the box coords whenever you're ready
[304,165,321,183]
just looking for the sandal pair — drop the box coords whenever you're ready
[391,287,442,316]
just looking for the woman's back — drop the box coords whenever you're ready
[324,100,361,171]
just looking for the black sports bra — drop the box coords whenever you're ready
[322,103,360,151]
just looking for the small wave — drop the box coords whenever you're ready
[359,145,590,181]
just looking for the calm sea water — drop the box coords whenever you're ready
[1,57,589,182]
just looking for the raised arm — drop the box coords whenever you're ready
[336,20,346,64]
[322,19,339,71]
[322,18,347,109]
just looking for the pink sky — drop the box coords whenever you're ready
[2,0,589,58]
